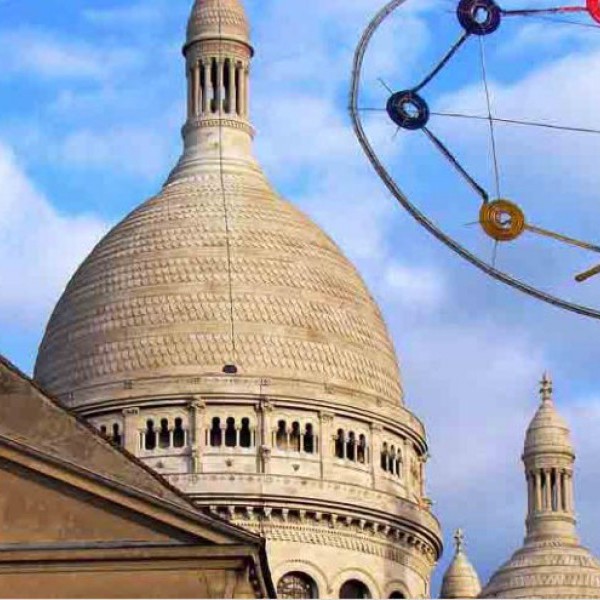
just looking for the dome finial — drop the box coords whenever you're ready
[454,528,465,554]
[540,371,553,405]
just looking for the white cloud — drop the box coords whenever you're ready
[0,28,144,81]
[0,141,106,327]
[383,262,446,309]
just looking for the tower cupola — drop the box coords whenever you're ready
[168,0,256,183]
[522,373,577,543]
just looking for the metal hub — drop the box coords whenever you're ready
[457,0,502,35]
[479,199,526,242]
[386,91,430,130]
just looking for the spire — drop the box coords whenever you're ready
[540,371,553,405]
[166,0,257,185]
[523,373,577,543]
[440,529,482,599]
[454,528,464,553]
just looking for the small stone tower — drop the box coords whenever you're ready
[440,529,481,599]
[481,373,600,598]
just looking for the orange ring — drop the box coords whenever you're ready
[479,199,526,242]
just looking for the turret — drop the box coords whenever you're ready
[522,373,577,543]
[440,529,481,599]
[167,0,257,183]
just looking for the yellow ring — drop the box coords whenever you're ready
[479,199,526,242]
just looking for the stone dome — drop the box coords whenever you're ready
[523,374,573,459]
[481,540,600,598]
[32,2,443,596]
[186,0,250,48]
[34,166,403,410]
[440,530,482,599]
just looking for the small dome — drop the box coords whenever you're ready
[186,0,250,47]
[440,530,482,599]
[523,373,573,458]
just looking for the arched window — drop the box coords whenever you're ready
[223,58,231,113]
[240,418,252,448]
[277,572,318,599]
[112,423,122,446]
[347,431,356,461]
[389,592,406,599]
[290,422,301,452]
[304,423,315,454]
[225,417,236,447]
[335,429,345,459]
[357,434,367,464]
[145,420,157,451]
[381,442,389,471]
[210,417,222,447]
[173,417,185,448]
[159,418,170,449]
[396,449,403,478]
[276,420,288,450]
[339,579,371,599]
[100,425,107,436]
[389,445,396,473]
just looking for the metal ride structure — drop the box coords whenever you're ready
[350,0,600,319]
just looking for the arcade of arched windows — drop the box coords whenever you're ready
[142,417,188,451]
[334,429,369,464]
[380,442,404,479]
[208,416,256,449]
[274,420,317,454]
[98,422,123,447]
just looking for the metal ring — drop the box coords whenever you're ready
[348,0,600,320]
[457,0,501,35]
[479,200,526,242]
[387,91,430,130]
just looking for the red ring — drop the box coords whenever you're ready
[588,0,600,23]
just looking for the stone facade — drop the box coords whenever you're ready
[0,356,274,599]
[33,0,442,598]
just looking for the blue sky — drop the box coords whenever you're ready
[2,0,600,594]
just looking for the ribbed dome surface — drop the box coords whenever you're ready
[481,540,600,598]
[187,0,250,46]
[524,396,573,457]
[440,550,481,599]
[34,168,403,406]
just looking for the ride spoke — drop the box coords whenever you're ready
[431,111,600,135]
[478,36,502,199]
[423,126,490,202]
[502,6,586,16]
[413,32,471,93]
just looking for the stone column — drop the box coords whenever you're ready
[319,412,334,480]
[203,60,211,113]
[244,66,250,117]
[122,407,140,455]
[256,396,273,474]
[194,61,201,116]
[370,423,382,488]
[239,64,246,117]
[544,469,552,511]
[187,66,193,119]
[535,470,542,511]
[216,58,224,113]
[228,59,236,114]
[189,397,206,474]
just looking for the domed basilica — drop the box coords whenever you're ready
[1,0,598,598]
